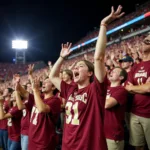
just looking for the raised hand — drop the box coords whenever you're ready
[31,78,40,91]
[60,42,72,58]
[101,5,125,25]
[48,61,52,66]
[13,74,20,86]
[110,52,115,60]
[15,82,20,91]
[28,64,35,75]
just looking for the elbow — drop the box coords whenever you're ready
[105,103,112,109]
[0,116,3,120]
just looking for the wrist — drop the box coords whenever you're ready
[100,22,108,27]
[33,89,40,93]
[60,55,65,59]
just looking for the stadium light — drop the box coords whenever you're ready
[12,40,28,49]
[12,40,28,64]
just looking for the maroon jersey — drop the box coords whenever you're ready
[104,86,128,141]
[0,100,10,130]
[21,108,31,135]
[60,76,107,150]
[28,95,61,150]
[21,94,34,135]
[127,60,150,118]
[8,106,22,142]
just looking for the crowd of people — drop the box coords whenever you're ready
[0,5,150,150]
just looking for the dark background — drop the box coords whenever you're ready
[0,0,148,63]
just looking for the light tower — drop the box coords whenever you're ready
[12,40,28,64]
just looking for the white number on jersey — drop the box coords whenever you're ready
[22,109,27,117]
[7,118,12,127]
[137,77,143,85]
[65,102,79,125]
[30,106,39,125]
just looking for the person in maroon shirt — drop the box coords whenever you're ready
[0,88,12,150]
[62,69,73,84]
[104,67,128,150]
[0,91,22,150]
[125,34,150,150]
[28,77,61,150]
[12,74,32,150]
[50,5,124,150]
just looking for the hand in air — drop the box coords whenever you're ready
[60,42,72,58]
[101,5,125,25]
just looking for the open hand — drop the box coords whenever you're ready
[101,5,125,25]
[60,42,72,58]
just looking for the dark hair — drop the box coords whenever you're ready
[81,60,94,83]
[63,69,73,80]
[105,64,111,70]
[115,67,128,84]
[7,88,14,94]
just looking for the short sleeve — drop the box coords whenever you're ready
[47,97,61,115]
[9,106,22,118]
[111,88,128,106]
[92,75,108,96]
[60,80,75,99]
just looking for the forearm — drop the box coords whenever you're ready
[50,57,64,78]
[94,25,107,60]
[0,104,5,120]
[15,91,25,110]
[128,83,150,94]
[49,57,63,91]
[19,84,29,99]
[33,90,49,113]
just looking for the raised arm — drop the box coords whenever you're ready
[13,74,29,100]
[15,83,26,110]
[49,43,72,91]
[0,99,12,120]
[31,78,50,113]
[94,5,124,83]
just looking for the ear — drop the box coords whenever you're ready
[52,85,56,91]
[130,62,133,66]
[88,71,93,77]
[119,76,124,81]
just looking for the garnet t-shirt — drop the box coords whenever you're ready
[127,60,150,118]
[104,86,128,141]
[60,76,107,150]
[27,95,61,150]
[8,106,22,142]
[0,100,10,130]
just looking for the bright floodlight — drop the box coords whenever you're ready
[12,40,28,49]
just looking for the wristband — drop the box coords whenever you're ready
[100,23,107,28]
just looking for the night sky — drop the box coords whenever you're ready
[0,0,148,63]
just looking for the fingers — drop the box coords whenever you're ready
[68,43,72,50]
[62,42,72,49]
[114,5,122,15]
[116,12,125,18]
[111,6,114,15]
